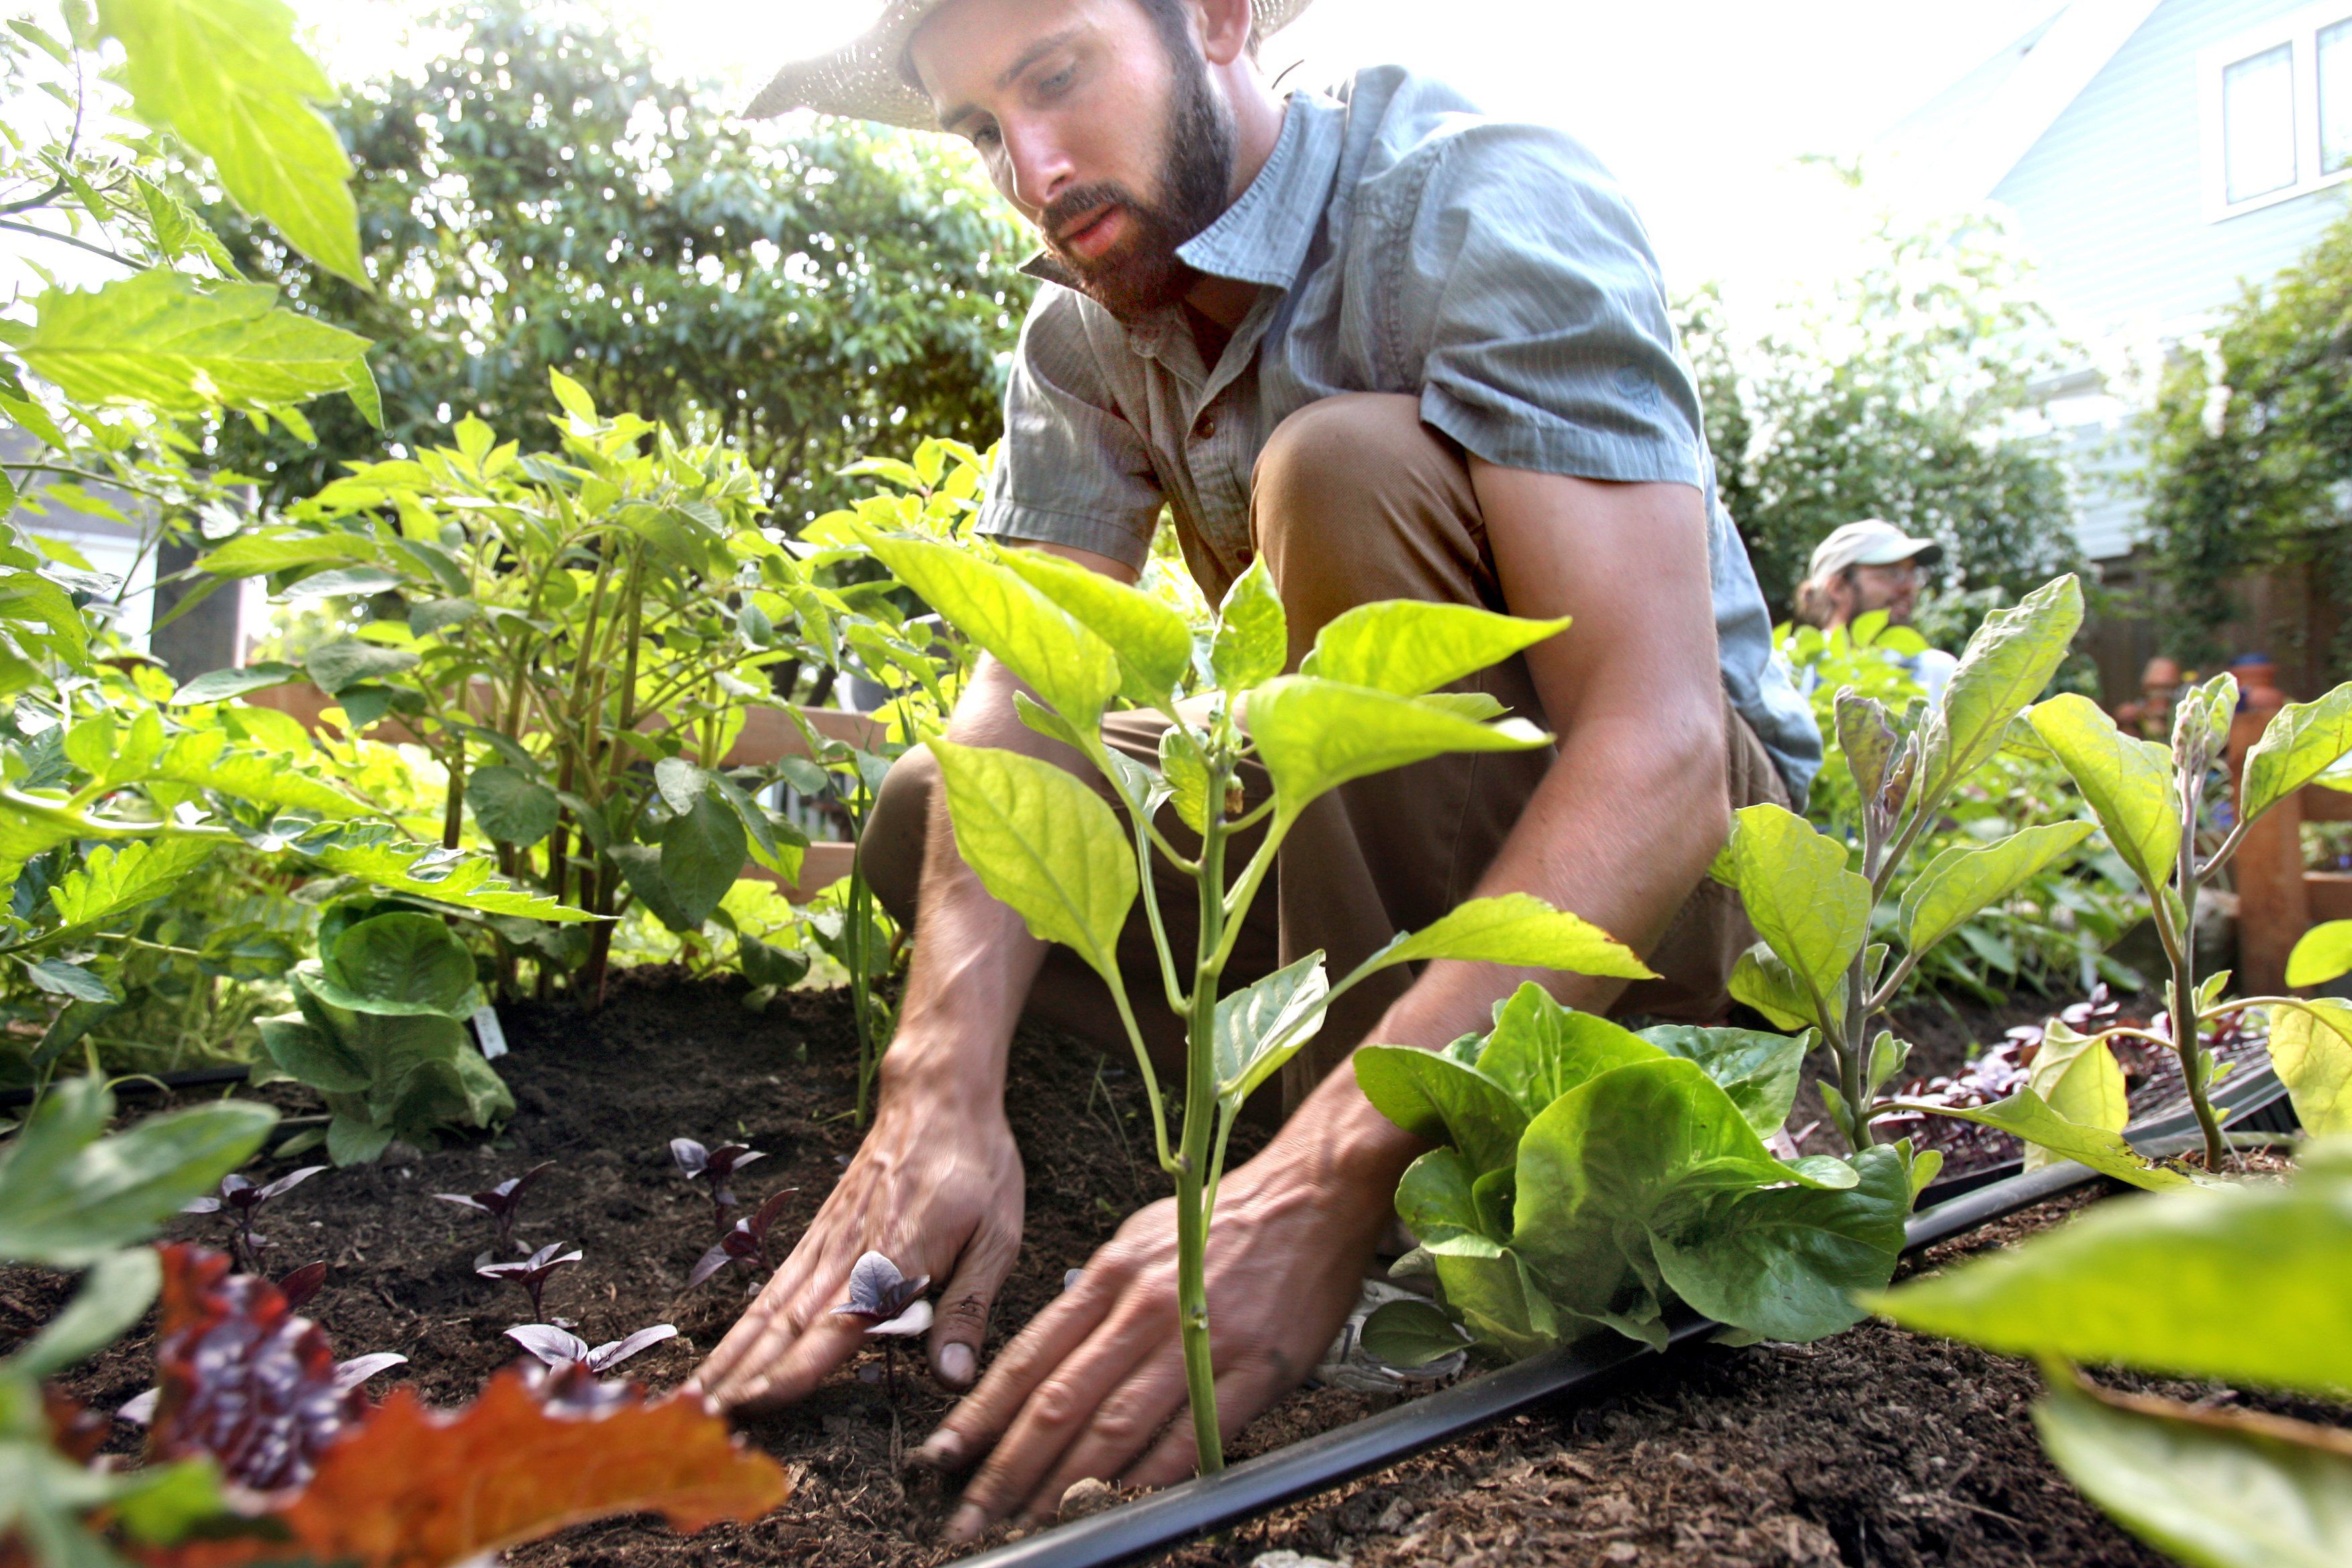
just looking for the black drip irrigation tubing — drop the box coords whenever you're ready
[954,1110,2296,1568]
[0,1065,248,1109]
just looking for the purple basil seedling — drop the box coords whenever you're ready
[669,1138,765,1230]
[277,1261,330,1311]
[830,1250,932,1400]
[505,1322,678,1376]
[477,1240,583,1323]
[434,1160,557,1255]
[183,1166,327,1271]
[687,1188,799,1291]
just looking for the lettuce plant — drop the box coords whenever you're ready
[257,904,513,1165]
[1871,1138,2352,1566]
[852,523,1649,1471]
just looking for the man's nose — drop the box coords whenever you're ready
[1002,124,1076,215]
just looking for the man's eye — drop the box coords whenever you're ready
[1037,66,1074,97]
[971,124,1001,149]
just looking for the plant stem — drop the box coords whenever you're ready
[1174,754,1232,1475]
[2172,753,2226,1171]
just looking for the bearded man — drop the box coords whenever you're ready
[690,0,1819,1537]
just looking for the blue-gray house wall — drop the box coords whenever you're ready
[1992,0,2348,336]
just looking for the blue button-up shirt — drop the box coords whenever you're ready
[975,65,1820,800]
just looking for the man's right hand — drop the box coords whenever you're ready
[688,1081,1024,1410]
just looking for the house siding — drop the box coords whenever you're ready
[1993,0,2350,335]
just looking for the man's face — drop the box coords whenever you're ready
[1841,560,1922,625]
[910,0,1236,322]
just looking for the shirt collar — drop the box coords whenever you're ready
[1015,89,1344,293]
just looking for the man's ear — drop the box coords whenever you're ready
[1194,0,1254,66]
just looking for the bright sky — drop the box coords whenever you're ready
[295,0,2065,310]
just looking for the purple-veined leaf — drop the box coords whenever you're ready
[277,1261,330,1310]
[332,1351,408,1393]
[504,1324,592,1369]
[832,1251,929,1322]
[587,1324,678,1373]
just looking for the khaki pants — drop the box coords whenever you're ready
[863,394,1789,1116]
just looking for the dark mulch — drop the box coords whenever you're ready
[4,976,2202,1567]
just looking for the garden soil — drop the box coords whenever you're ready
[6,975,2196,1568]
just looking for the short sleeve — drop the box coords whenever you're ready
[1385,126,1708,489]
[976,287,1165,571]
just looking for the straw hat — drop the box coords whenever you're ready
[744,0,1318,128]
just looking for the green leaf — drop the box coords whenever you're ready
[1158,725,1212,834]
[859,531,1118,731]
[0,1078,275,1267]
[1248,676,1549,826]
[1359,1297,1469,1369]
[296,824,595,921]
[199,528,379,579]
[2030,1381,2352,1568]
[739,934,810,992]
[1212,952,1329,1109]
[930,739,1136,984]
[1352,1044,1528,1181]
[5,1246,161,1379]
[149,730,361,818]
[652,756,709,815]
[1474,983,1663,1117]
[1208,556,1286,693]
[2029,694,2181,891]
[2287,921,2352,989]
[14,272,378,426]
[1394,1146,1506,1257]
[659,793,748,930]
[24,957,118,1003]
[309,912,479,1018]
[1915,575,2083,812]
[48,838,213,928]
[97,0,367,286]
[1001,548,1193,705]
[467,765,559,848]
[1300,601,1571,697]
[170,660,303,705]
[409,597,479,638]
[709,772,798,881]
[1718,803,1870,1008]
[1639,1024,1809,1137]
[1363,893,1653,981]
[2024,1019,2128,1173]
[327,1112,393,1167]
[1728,944,1834,1032]
[1835,690,1900,803]
[1904,1087,2192,1191]
[607,843,696,934]
[1871,1163,2352,1398]
[1902,820,2097,956]
[2242,686,2352,826]
[305,635,418,697]
[2268,1001,2352,1137]
[1651,1143,1912,1342]
[260,1014,369,1094]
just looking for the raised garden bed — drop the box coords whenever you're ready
[1,976,2269,1567]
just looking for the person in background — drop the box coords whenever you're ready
[1790,518,1957,703]
[2112,654,2183,740]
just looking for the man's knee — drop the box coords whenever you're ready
[859,742,936,930]
[1253,393,1438,538]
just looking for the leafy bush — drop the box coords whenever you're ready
[859,519,1648,1470]
[1780,612,2146,1005]
[257,905,513,1165]
[1873,1138,2352,1567]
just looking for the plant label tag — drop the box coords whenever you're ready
[472,1004,508,1060]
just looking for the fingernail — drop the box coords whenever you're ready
[916,1429,966,1469]
[944,1504,988,1543]
[938,1342,976,1387]
[681,1377,703,1398]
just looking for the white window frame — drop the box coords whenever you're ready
[2200,0,2352,222]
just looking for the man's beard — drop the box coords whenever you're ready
[1038,42,1234,323]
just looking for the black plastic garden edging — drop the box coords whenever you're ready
[0,1065,250,1110]
[952,1127,2284,1568]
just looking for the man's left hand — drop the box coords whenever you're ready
[914,1128,1388,1540]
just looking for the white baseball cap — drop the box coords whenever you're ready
[1806,520,1943,582]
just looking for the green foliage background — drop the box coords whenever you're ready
[202,0,1036,519]
[2140,201,2352,684]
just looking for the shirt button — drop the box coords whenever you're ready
[1193,411,1218,440]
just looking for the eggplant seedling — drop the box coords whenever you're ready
[182,1166,327,1271]
[670,1138,765,1230]
[477,1240,583,1322]
[687,1188,799,1290]
[435,1160,557,1255]
[830,1250,932,1400]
